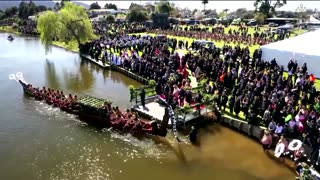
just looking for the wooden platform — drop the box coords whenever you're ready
[80,54,110,69]
[131,100,211,128]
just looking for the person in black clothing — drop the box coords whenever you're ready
[220,90,228,111]
[185,90,193,104]
[188,126,198,145]
[140,88,146,108]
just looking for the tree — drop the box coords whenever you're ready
[155,1,172,14]
[27,2,38,17]
[145,3,155,14]
[202,0,208,11]
[18,1,37,19]
[129,3,145,11]
[218,9,229,20]
[104,3,117,10]
[235,8,247,18]
[192,9,198,16]
[205,9,218,17]
[170,6,181,18]
[106,15,115,23]
[89,2,101,10]
[254,0,287,17]
[37,5,47,12]
[37,2,95,54]
[60,0,70,8]
[54,2,60,11]
[4,7,18,18]
[127,8,148,22]
[242,10,255,19]
[254,12,266,25]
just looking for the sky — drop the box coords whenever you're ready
[79,1,320,12]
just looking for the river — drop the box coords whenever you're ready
[0,33,295,180]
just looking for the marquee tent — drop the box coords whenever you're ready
[309,16,320,24]
[260,29,320,77]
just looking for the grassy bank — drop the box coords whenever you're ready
[52,41,79,53]
[0,26,22,35]
[132,25,306,58]
[0,25,79,53]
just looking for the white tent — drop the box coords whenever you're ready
[260,29,320,77]
[309,16,320,24]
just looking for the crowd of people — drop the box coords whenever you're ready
[93,34,320,164]
[149,25,291,46]
[78,21,320,175]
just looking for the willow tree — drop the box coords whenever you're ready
[37,2,95,53]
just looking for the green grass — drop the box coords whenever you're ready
[52,41,79,53]
[133,25,306,58]
[0,26,22,35]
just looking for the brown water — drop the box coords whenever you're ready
[0,33,294,180]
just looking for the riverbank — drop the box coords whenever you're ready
[0,26,22,35]
[52,41,79,53]
[0,25,79,53]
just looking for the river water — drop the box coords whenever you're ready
[0,33,295,180]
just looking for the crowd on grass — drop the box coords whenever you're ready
[150,25,291,46]
[82,29,320,169]
[13,17,320,177]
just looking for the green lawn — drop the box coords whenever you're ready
[52,41,79,53]
[134,25,306,58]
[0,26,22,35]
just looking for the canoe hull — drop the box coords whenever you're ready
[17,80,166,137]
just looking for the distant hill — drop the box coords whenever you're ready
[0,0,89,11]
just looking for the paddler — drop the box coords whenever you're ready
[131,118,143,131]
[123,115,136,130]
[115,106,122,116]
[101,102,110,118]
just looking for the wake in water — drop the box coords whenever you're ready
[103,129,189,164]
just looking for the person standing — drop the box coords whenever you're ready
[188,126,198,145]
[140,88,146,108]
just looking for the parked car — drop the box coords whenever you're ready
[247,20,257,26]
[268,22,278,27]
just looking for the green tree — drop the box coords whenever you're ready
[106,15,115,23]
[104,3,117,10]
[4,7,18,18]
[37,2,95,53]
[202,0,208,11]
[242,10,255,19]
[37,5,47,12]
[156,1,172,14]
[127,8,148,22]
[89,2,101,10]
[254,0,287,17]
[145,3,155,14]
[0,10,4,20]
[254,12,266,24]
[129,3,145,11]
[235,8,247,18]
[27,2,38,17]
[60,0,70,8]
